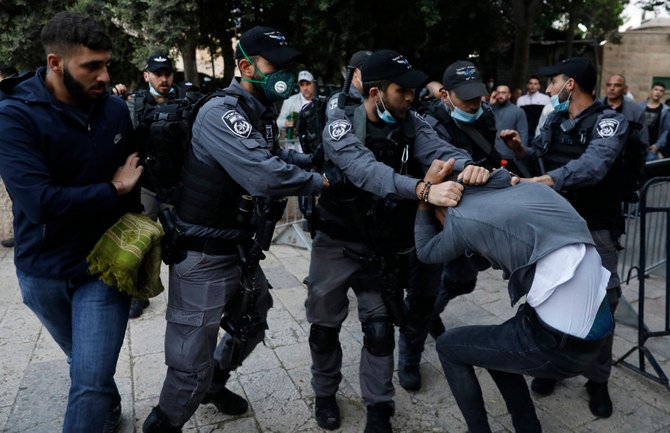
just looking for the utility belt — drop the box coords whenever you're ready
[526,299,611,353]
[181,236,240,255]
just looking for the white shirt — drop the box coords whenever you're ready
[277,92,311,129]
[516,91,551,107]
[526,244,610,338]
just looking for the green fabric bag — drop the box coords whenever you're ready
[87,213,165,299]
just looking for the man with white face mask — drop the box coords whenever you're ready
[501,57,629,420]
[306,49,489,433]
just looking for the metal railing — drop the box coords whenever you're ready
[615,177,670,390]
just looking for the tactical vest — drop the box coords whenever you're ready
[318,106,422,253]
[541,103,625,232]
[176,90,279,229]
[424,99,501,170]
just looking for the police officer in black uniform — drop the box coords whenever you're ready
[502,57,629,419]
[306,50,489,433]
[397,60,507,392]
[143,27,329,432]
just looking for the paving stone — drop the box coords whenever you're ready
[274,341,312,369]
[0,304,41,345]
[128,311,167,356]
[237,341,281,375]
[201,416,260,432]
[265,307,308,348]
[239,368,301,405]
[263,265,302,291]
[132,352,167,401]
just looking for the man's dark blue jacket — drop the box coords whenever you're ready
[0,67,140,280]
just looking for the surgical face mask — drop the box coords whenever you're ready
[149,86,174,97]
[550,79,571,113]
[375,91,397,125]
[447,93,483,124]
[238,43,295,102]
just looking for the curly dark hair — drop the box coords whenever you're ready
[40,12,111,57]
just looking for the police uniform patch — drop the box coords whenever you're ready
[328,119,351,141]
[222,110,252,138]
[596,118,620,138]
[328,97,338,110]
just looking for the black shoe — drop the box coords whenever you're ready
[585,380,613,418]
[365,402,394,433]
[129,298,150,319]
[1,238,14,248]
[314,395,341,430]
[142,406,183,433]
[398,365,421,391]
[102,402,122,433]
[202,387,249,415]
[530,377,556,396]
[429,317,446,339]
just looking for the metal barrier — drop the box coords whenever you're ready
[615,177,670,390]
[273,196,312,250]
[618,182,670,283]
[271,139,313,250]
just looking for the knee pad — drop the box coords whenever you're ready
[362,317,395,357]
[444,278,476,300]
[309,324,340,354]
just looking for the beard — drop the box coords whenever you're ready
[63,67,105,105]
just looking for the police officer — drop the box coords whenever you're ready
[306,49,489,433]
[502,57,629,419]
[143,26,328,432]
[112,52,190,319]
[398,60,505,392]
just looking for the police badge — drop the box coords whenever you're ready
[596,118,620,138]
[328,119,351,141]
[222,110,252,138]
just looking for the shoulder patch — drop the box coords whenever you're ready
[595,118,620,138]
[328,97,338,110]
[328,119,352,141]
[221,110,252,138]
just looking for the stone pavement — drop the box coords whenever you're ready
[0,243,669,433]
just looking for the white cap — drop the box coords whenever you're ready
[298,70,314,82]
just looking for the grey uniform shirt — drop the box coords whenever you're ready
[321,96,472,200]
[526,101,629,192]
[191,79,322,197]
[492,101,528,159]
[415,169,594,305]
[181,79,322,238]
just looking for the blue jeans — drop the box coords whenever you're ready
[436,303,608,433]
[17,269,130,433]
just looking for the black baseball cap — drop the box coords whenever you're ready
[348,50,372,68]
[361,49,428,88]
[442,60,488,100]
[539,57,597,93]
[235,26,300,67]
[145,53,174,73]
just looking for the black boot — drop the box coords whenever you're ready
[142,406,183,433]
[364,402,394,433]
[585,380,613,418]
[398,365,421,391]
[314,395,341,430]
[201,367,249,415]
[102,401,122,433]
[530,377,556,396]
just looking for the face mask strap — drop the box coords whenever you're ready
[238,42,268,85]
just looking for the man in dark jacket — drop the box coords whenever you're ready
[0,12,143,433]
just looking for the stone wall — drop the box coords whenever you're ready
[601,27,670,103]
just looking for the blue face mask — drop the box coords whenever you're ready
[375,92,397,125]
[447,94,483,124]
[550,80,571,113]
